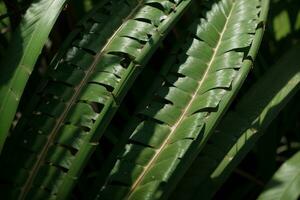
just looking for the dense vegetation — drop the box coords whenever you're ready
[0,0,299,199]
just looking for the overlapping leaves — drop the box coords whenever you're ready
[0,0,192,199]
[96,0,261,199]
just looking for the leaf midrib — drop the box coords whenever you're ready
[19,1,144,199]
[125,2,236,199]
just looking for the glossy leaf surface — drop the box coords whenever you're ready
[96,0,262,199]
[0,0,192,199]
[173,44,300,200]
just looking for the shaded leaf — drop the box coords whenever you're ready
[0,0,67,152]
[258,151,300,200]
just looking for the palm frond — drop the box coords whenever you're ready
[0,0,192,199]
[95,0,264,199]
[172,44,300,200]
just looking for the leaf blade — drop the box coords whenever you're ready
[258,151,300,200]
[96,0,264,199]
[0,0,67,152]
[172,43,300,200]
[0,1,193,199]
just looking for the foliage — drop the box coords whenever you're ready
[258,151,300,200]
[0,0,300,199]
[172,43,300,200]
[0,0,67,152]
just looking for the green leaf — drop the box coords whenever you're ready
[0,0,192,199]
[258,151,300,200]
[172,43,300,200]
[95,0,264,199]
[0,0,67,152]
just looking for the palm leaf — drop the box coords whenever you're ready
[172,43,300,200]
[258,151,300,200]
[95,0,264,199]
[0,0,67,152]
[88,43,184,196]
[0,0,192,199]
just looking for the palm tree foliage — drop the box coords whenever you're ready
[172,44,300,200]
[96,0,262,199]
[0,0,300,199]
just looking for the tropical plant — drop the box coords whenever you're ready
[0,0,300,199]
